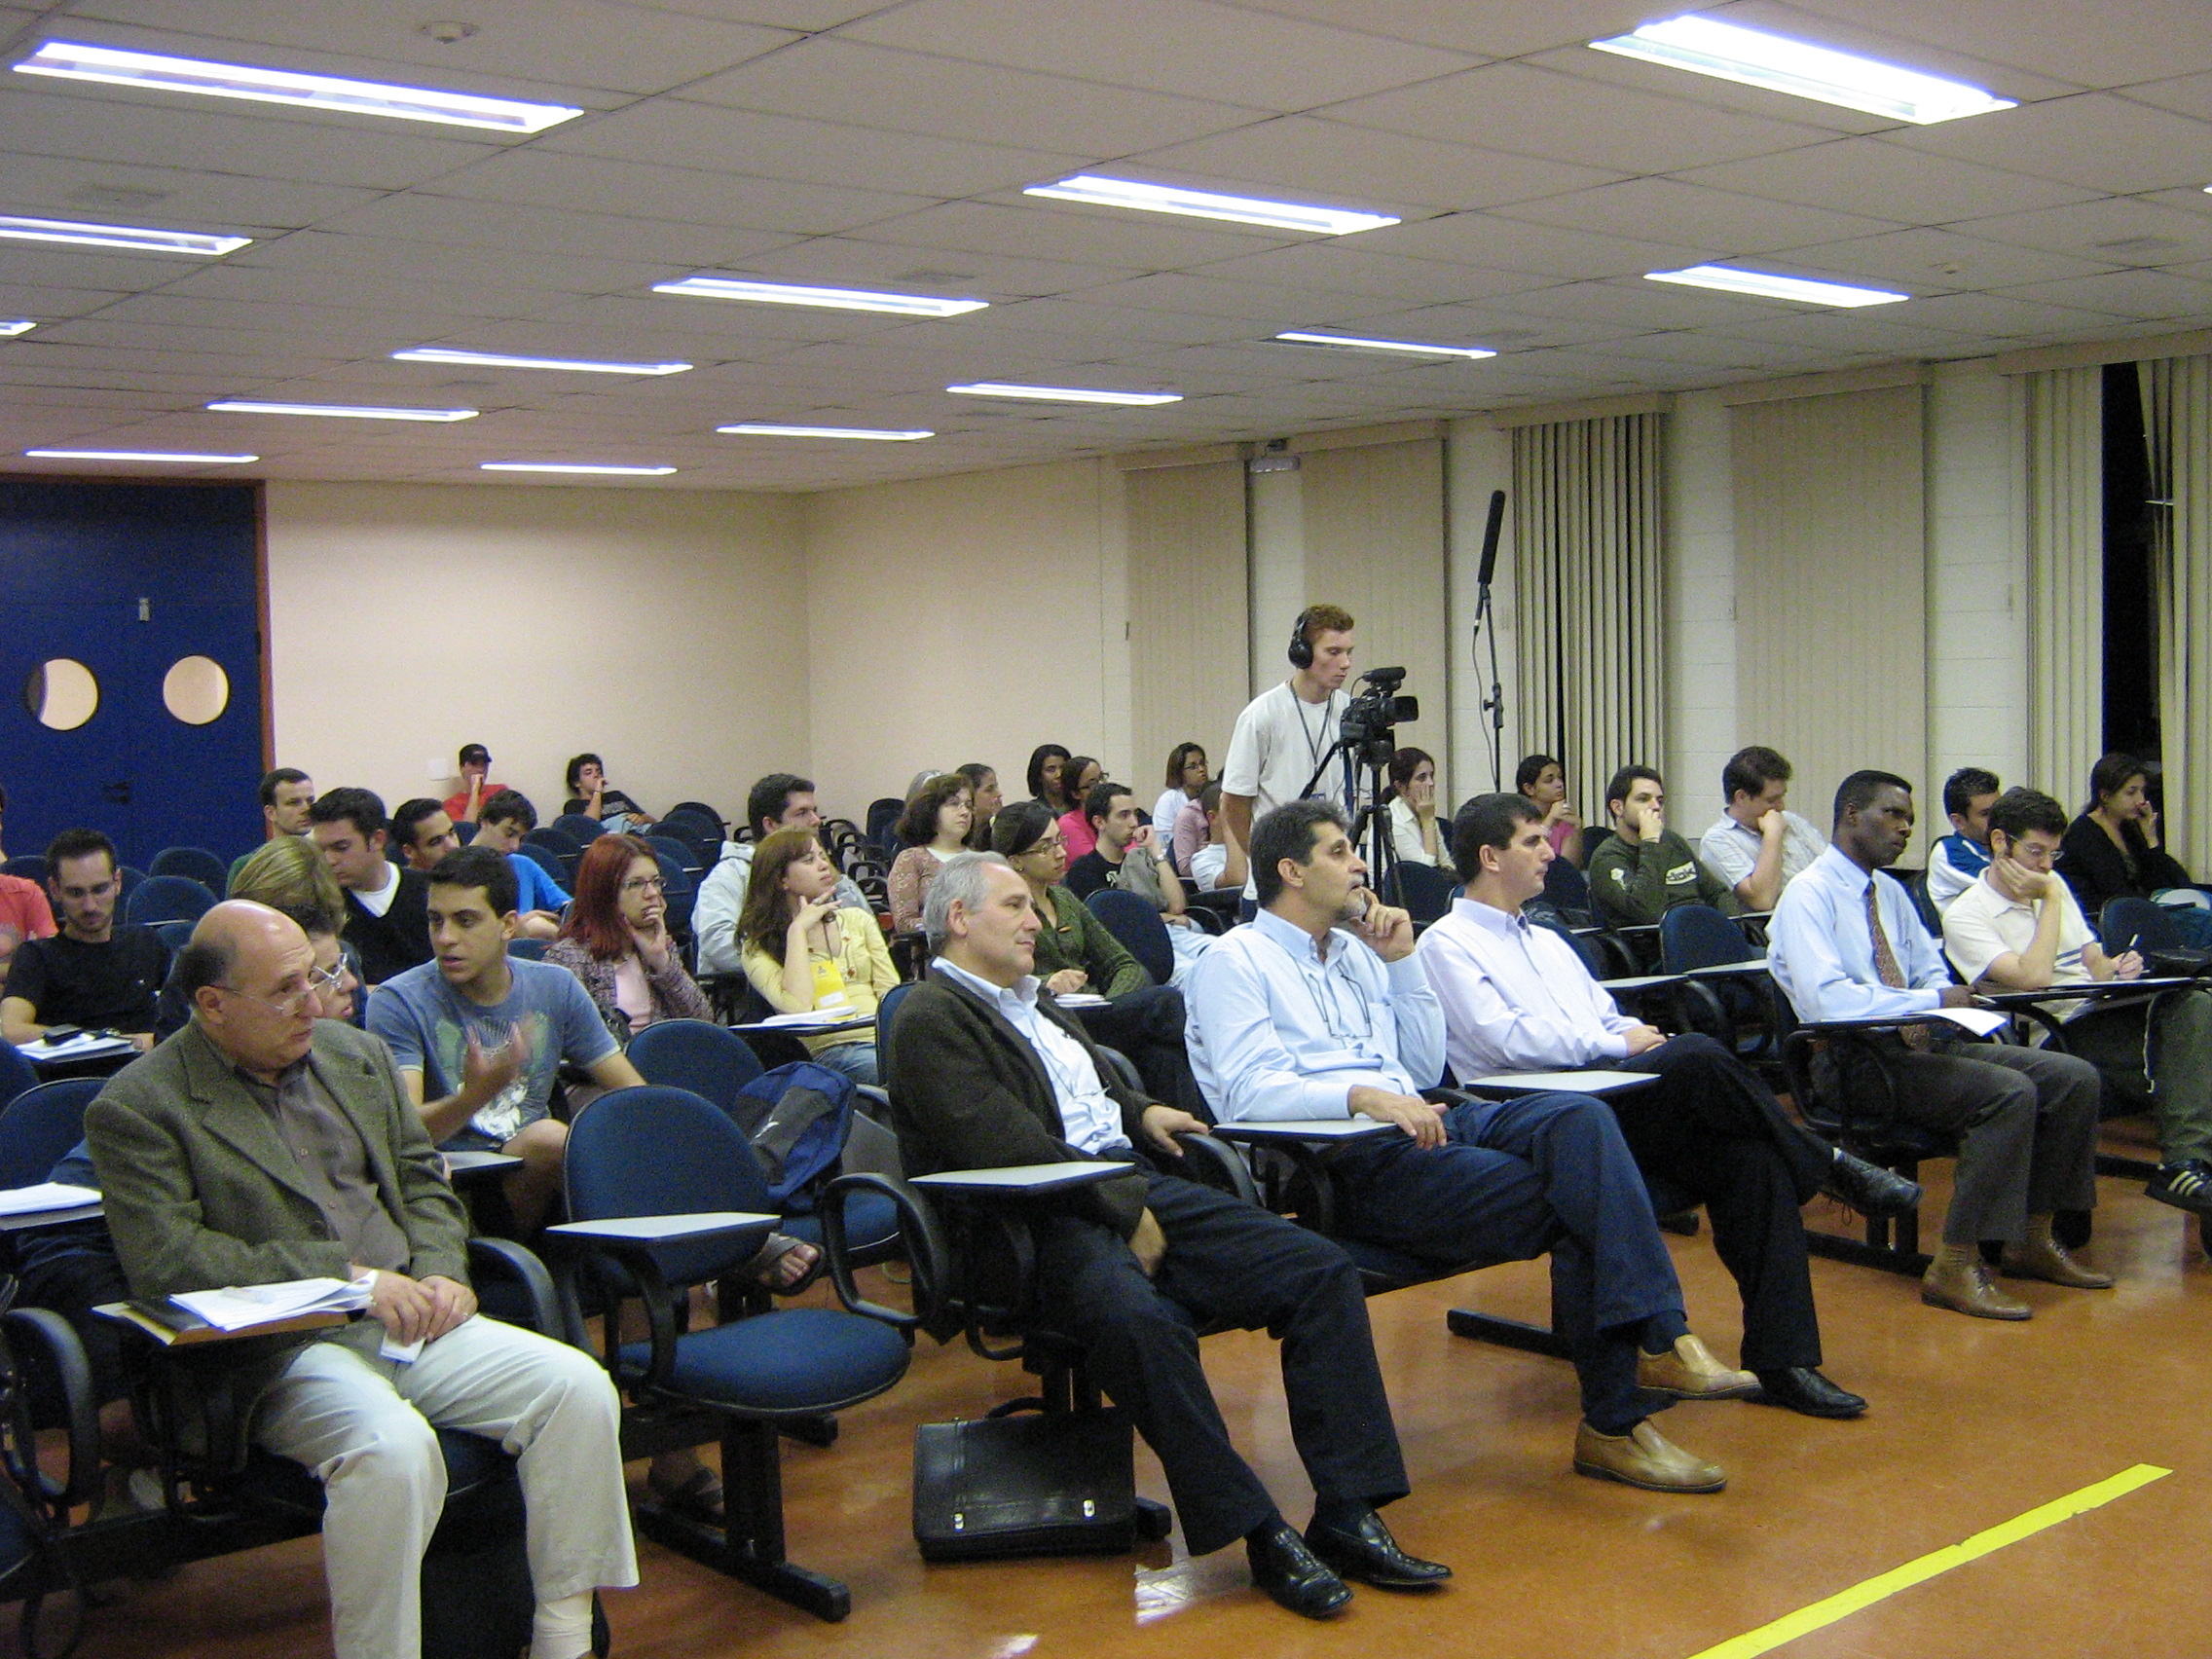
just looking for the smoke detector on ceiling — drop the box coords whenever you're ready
[417,20,479,43]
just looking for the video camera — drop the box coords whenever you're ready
[1340,666,1418,766]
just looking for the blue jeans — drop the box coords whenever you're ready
[811,1039,879,1087]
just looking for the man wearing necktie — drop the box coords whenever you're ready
[1767,771,2110,1319]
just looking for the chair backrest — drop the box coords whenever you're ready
[124,873,217,928]
[507,938,548,961]
[1084,888,1174,986]
[116,865,144,901]
[626,1017,764,1116]
[151,918,196,952]
[646,834,703,876]
[1658,903,1756,972]
[0,1078,102,1188]
[564,1085,777,1285]
[1529,912,1609,978]
[2100,895,2186,955]
[551,813,607,846]
[653,854,696,934]
[514,841,570,889]
[666,801,724,831]
[525,824,580,858]
[0,856,45,884]
[149,845,229,894]
[1891,866,1942,940]
[1538,855,1597,927]
[1581,826,1613,866]
[876,978,921,1079]
[1382,860,1459,927]
[0,1047,38,1117]
[452,820,477,845]
[865,797,903,853]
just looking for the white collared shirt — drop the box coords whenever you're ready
[1418,896,1637,1080]
[935,959,1130,1155]
[1767,844,1949,1022]
[1696,809,1826,899]
[1942,870,2097,1018]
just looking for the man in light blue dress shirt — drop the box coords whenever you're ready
[1186,801,1745,1496]
[1767,770,2109,1320]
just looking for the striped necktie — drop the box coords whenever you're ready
[1865,880,1933,1051]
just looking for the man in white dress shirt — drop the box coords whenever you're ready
[1419,793,1923,1419]
[1185,801,1746,1495]
[1767,770,2109,1320]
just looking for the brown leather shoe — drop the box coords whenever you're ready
[1636,1334,1759,1399]
[1573,1420,1727,1493]
[2001,1237,2115,1289]
[1921,1250,2032,1319]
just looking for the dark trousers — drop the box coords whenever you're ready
[1031,1169,1407,1557]
[1822,1039,2101,1245]
[1327,1091,1683,1430]
[2063,988,2212,1166]
[1617,1035,1827,1372]
[1074,986,1209,1120]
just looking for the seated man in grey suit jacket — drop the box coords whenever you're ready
[85,902,637,1659]
[885,853,1448,1621]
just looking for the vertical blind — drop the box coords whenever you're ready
[1509,413,1667,820]
[1300,438,1451,785]
[1124,459,1250,780]
[2139,355,2212,872]
[2024,366,2104,802]
[1731,385,1927,816]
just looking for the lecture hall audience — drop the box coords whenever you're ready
[956,761,1002,851]
[1928,766,2001,913]
[227,764,314,890]
[1697,745,1828,912]
[0,783,55,973]
[1385,747,1443,866]
[1586,764,1734,927]
[546,832,714,1040]
[1,828,166,1049]
[1055,756,1105,860]
[694,771,866,976]
[467,790,571,940]
[563,753,655,833]
[1152,742,1209,852]
[441,742,504,825]
[1514,753,1582,867]
[308,788,433,988]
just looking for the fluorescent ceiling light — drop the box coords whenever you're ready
[15,40,581,134]
[0,213,247,256]
[718,424,934,441]
[947,382,1180,406]
[393,346,691,375]
[1274,330,1495,360]
[1589,17,2014,125]
[652,276,986,317]
[1023,174,1398,236]
[26,448,257,463]
[480,461,675,475]
[0,320,33,337]
[205,399,477,421]
[1645,265,1909,307]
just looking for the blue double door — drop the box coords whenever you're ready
[0,482,267,871]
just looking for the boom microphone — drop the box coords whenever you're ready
[1475,488,1505,590]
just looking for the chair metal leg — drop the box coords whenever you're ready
[633,1419,851,1622]
[779,1414,837,1449]
[1444,1307,1574,1359]
[1133,1498,1174,1541]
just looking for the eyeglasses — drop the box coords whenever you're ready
[215,964,348,1018]
[1018,837,1065,857]
[620,874,667,894]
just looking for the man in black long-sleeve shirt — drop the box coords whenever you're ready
[1588,766,1733,928]
[308,788,432,987]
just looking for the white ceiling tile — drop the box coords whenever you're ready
[1998,270,2212,321]
[1886,93,2212,196]
[1514,40,1892,139]
[1944,198,2212,267]
[852,199,1289,271]
[216,230,666,296]
[734,237,1140,297]
[422,150,937,234]
[0,152,387,230]
[1211,0,1657,59]
[62,0,799,97]
[1782,0,2212,88]
[2125,71,2212,125]
[1187,240,1523,304]
[539,101,1088,197]
[1891,290,2131,338]
[309,193,798,268]
[841,0,1476,110]
[1325,60,1838,175]
[1363,212,1712,281]
[682,37,1266,152]
[1493,177,1902,255]
[1674,135,2104,225]
[159,262,574,319]
[1781,226,2118,287]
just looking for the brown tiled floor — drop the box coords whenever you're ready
[74,1127,2210,1659]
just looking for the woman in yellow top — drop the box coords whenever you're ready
[737,828,899,1085]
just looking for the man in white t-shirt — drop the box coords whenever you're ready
[1696,745,1827,912]
[1221,604,1356,915]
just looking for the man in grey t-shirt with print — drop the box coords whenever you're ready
[367,846,644,1230]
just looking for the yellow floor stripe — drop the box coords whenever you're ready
[1687,1462,2172,1659]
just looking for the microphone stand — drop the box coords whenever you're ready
[1472,581,1505,793]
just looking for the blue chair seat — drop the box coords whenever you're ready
[779,1190,900,1255]
[618,1308,909,1415]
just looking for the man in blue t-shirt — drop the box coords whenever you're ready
[1927,766,1999,914]
[367,846,640,1229]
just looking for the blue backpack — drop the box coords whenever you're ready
[728,1060,857,1211]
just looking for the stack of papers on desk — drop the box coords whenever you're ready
[0,1182,99,1216]
[172,1274,372,1332]
[19,1032,135,1062]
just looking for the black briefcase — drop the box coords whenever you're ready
[912,1409,1137,1561]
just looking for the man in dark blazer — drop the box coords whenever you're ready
[887,852,1448,1621]
[86,902,635,1659]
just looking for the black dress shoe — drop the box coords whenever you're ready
[1751,1367,1867,1419]
[1304,1505,1453,1590]
[1246,1520,1352,1619]
[1822,1151,1922,1218]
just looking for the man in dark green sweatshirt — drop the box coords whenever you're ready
[1589,766,1734,927]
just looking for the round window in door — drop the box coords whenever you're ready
[162,655,231,725]
[24,658,99,730]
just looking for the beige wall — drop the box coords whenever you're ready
[263,480,806,828]
[798,459,1131,814]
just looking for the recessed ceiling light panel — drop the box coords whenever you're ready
[480,461,676,475]
[1644,265,1910,307]
[1590,17,2015,125]
[392,347,692,375]
[26,448,257,462]
[652,276,987,316]
[1023,174,1398,236]
[0,320,34,337]
[946,382,1181,406]
[205,399,477,421]
[1274,330,1495,359]
[15,40,582,133]
[717,424,934,441]
[0,213,248,255]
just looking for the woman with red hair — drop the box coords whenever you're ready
[547,834,714,1038]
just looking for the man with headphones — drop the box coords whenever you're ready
[1221,605,1357,921]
